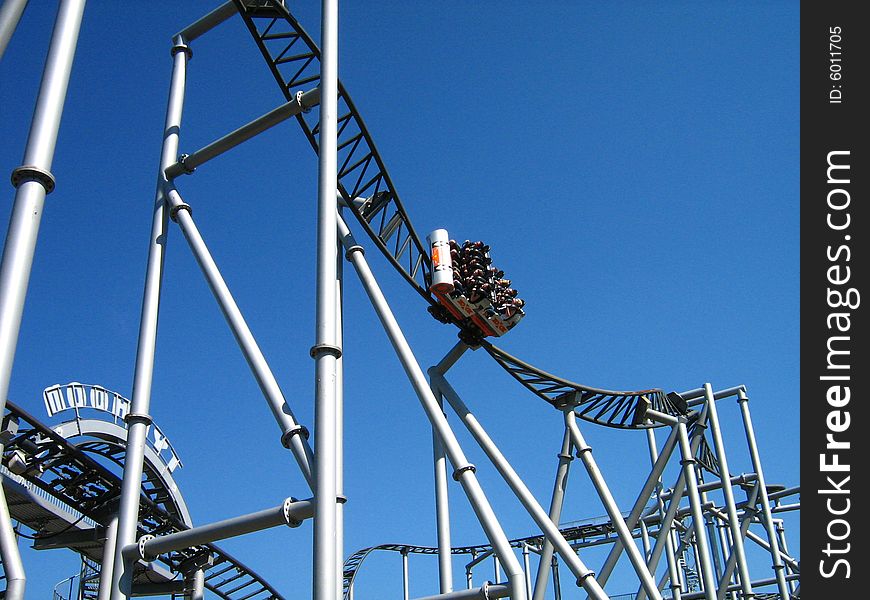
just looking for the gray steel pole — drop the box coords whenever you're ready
[335,213,345,600]
[673,421,717,600]
[164,187,314,486]
[0,0,27,60]
[403,550,410,600]
[716,483,760,595]
[174,0,236,43]
[736,389,790,599]
[435,375,607,600]
[774,520,796,595]
[97,515,119,600]
[313,0,340,598]
[0,3,85,598]
[337,216,527,600]
[636,405,710,600]
[135,498,313,559]
[564,411,663,600]
[109,34,188,600]
[0,477,25,599]
[531,428,573,600]
[646,429,682,600]
[701,385,753,598]
[431,382,454,593]
[188,569,205,600]
[430,342,465,593]
[595,424,680,588]
[414,583,510,600]
[521,543,532,600]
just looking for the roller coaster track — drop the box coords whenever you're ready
[230,1,696,435]
[233,0,437,308]
[1,401,285,600]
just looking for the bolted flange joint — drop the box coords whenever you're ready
[452,464,476,481]
[170,202,192,223]
[309,344,342,359]
[679,458,697,467]
[344,244,364,261]
[176,153,196,175]
[283,497,302,528]
[11,165,56,194]
[576,570,596,586]
[171,43,192,58]
[280,425,310,448]
[125,412,153,426]
[138,534,156,561]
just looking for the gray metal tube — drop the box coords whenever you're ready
[431,342,467,592]
[435,375,606,600]
[164,187,315,487]
[701,384,752,599]
[97,516,119,600]
[521,544,532,600]
[531,428,573,600]
[0,477,25,599]
[0,0,27,60]
[402,550,410,600]
[136,498,313,560]
[109,36,188,600]
[0,4,85,548]
[175,0,236,42]
[188,569,205,600]
[674,421,717,600]
[313,2,340,598]
[565,411,662,600]
[431,382,454,593]
[338,216,527,600]
[636,403,710,600]
[414,583,510,600]
[737,389,790,599]
[335,217,345,600]
[0,2,92,598]
[658,474,758,501]
[715,483,760,594]
[595,424,680,587]
[645,428,682,600]
[164,88,321,178]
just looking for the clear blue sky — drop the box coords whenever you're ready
[1,1,798,598]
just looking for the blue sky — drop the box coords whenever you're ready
[1,2,798,598]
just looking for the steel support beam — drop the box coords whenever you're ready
[0,3,85,598]
[531,428,573,600]
[337,215,527,600]
[0,0,27,60]
[313,2,340,598]
[414,583,511,600]
[164,185,315,487]
[109,34,188,600]
[736,389,790,599]
[436,375,607,599]
[131,498,312,560]
[701,384,753,599]
[174,0,237,43]
[164,88,321,178]
[565,410,662,600]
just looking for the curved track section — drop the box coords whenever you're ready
[1,401,284,600]
[482,342,688,429]
[234,0,437,307]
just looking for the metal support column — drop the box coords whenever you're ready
[736,389,790,599]
[646,429,682,600]
[337,216,527,600]
[402,550,410,600]
[702,384,753,598]
[521,543,532,600]
[431,380,454,593]
[312,0,340,598]
[97,515,119,600]
[531,428,573,600]
[0,0,27,60]
[335,208,345,600]
[435,375,606,600]
[0,3,85,598]
[163,186,315,486]
[109,34,188,600]
[565,410,662,600]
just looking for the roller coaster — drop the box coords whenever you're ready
[0,1,799,599]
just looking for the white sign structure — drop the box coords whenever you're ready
[43,382,182,473]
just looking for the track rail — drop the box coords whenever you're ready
[233,0,437,308]
[2,401,285,600]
